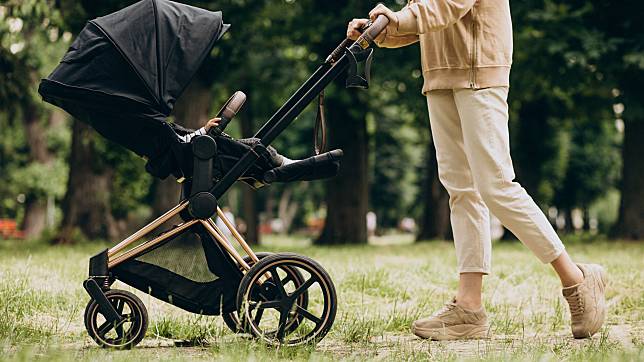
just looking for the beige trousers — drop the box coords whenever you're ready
[427,87,565,274]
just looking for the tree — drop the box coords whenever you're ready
[296,1,372,245]
[47,1,118,243]
[588,0,644,239]
[416,141,451,240]
[0,1,69,238]
[509,0,622,237]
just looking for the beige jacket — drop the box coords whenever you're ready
[375,0,513,93]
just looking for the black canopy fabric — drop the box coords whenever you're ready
[39,0,228,159]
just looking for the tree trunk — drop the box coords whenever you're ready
[53,120,118,243]
[582,205,591,232]
[23,195,47,238]
[150,79,211,217]
[315,97,369,245]
[278,187,300,234]
[416,141,452,241]
[564,208,574,234]
[264,187,275,222]
[614,119,644,239]
[239,103,260,245]
[21,105,54,238]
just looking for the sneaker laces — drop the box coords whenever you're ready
[433,301,457,318]
[566,290,585,318]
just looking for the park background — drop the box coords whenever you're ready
[0,0,642,361]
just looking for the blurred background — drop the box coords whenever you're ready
[0,0,642,246]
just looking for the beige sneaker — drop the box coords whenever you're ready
[562,263,608,339]
[411,299,489,340]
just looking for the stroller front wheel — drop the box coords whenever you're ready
[237,253,337,346]
[84,289,148,349]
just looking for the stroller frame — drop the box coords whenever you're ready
[81,15,390,349]
[107,203,256,271]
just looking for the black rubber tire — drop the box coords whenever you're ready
[84,289,148,349]
[236,253,336,346]
[222,252,308,334]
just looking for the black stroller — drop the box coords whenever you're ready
[39,0,388,348]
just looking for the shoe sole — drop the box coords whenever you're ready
[412,323,490,341]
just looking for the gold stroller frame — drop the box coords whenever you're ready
[107,202,259,272]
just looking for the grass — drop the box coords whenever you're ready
[0,235,642,361]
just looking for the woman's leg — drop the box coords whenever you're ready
[453,87,607,338]
[457,272,484,310]
[453,87,566,265]
[411,91,491,341]
[426,90,492,279]
[551,251,584,287]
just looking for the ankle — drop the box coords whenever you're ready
[455,297,483,311]
[560,265,584,288]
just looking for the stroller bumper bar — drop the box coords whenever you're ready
[263,149,343,184]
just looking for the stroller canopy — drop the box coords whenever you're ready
[39,0,229,158]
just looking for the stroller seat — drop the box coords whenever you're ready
[164,90,343,195]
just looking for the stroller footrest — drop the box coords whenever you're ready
[263,149,343,183]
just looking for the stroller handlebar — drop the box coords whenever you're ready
[361,15,389,43]
[326,15,389,64]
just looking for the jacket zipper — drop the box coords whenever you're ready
[469,6,478,88]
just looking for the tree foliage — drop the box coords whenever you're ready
[0,0,640,241]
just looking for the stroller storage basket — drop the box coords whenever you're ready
[111,223,242,315]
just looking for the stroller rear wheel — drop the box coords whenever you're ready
[84,289,148,349]
[237,253,336,346]
[223,252,308,334]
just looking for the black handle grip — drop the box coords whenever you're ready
[326,17,387,64]
[363,15,389,41]
[207,91,246,137]
[348,15,389,52]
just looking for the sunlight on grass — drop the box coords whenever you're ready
[0,237,642,361]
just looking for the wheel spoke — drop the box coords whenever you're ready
[295,305,321,325]
[114,299,124,314]
[291,277,316,299]
[268,267,287,298]
[97,320,113,337]
[253,307,264,326]
[257,300,281,310]
[281,273,293,286]
[276,308,289,342]
[115,323,125,339]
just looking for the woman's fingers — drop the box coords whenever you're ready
[346,18,368,40]
[369,3,395,23]
[368,4,388,20]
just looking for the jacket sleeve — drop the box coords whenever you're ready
[394,0,476,35]
[374,27,419,48]
[168,122,194,136]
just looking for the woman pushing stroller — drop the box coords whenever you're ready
[348,0,607,341]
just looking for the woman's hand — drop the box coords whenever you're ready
[204,117,221,131]
[346,18,369,40]
[368,3,398,28]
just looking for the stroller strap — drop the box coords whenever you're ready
[314,91,327,155]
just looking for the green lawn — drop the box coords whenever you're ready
[1,236,642,361]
